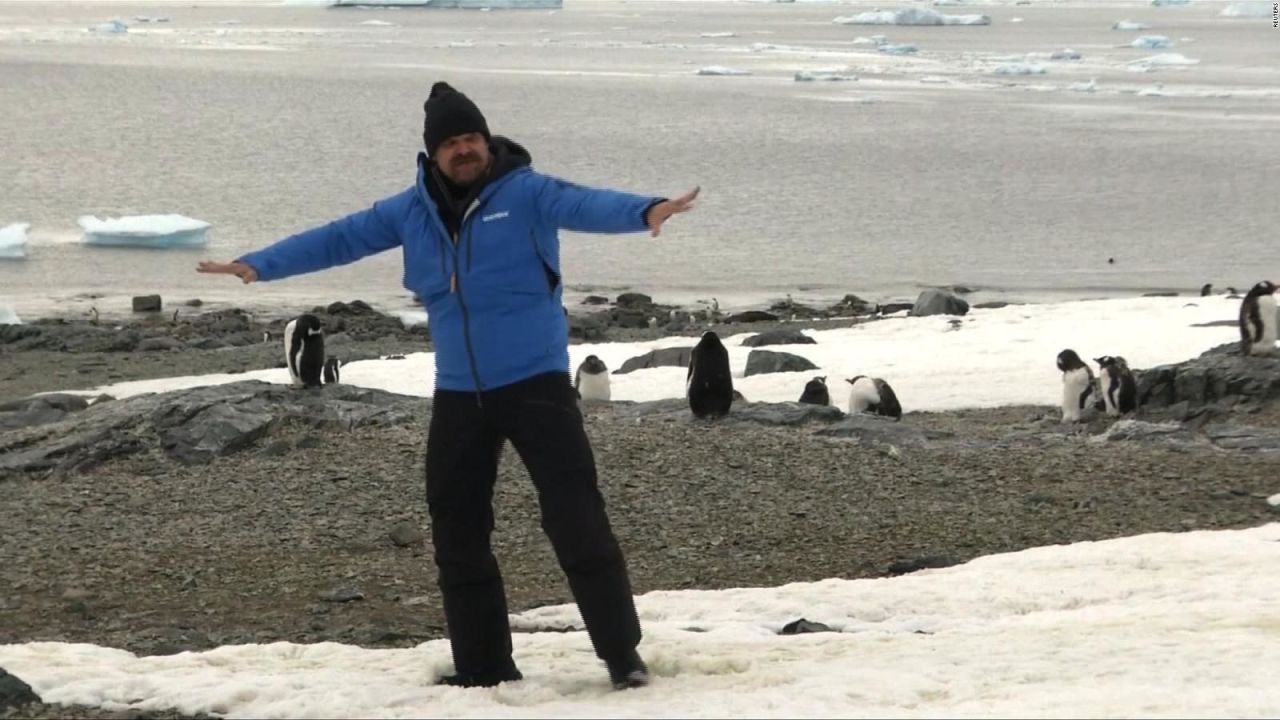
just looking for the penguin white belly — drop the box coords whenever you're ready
[283,319,303,387]
[847,377,881,415]
[577,372,611,402]
[1098,371,1121,417]
[1061,368,1093,423]
[1255,294,1277,355]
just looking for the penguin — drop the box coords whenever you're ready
[1094,355,1137,416]
[687,331,734,419]
[845,375,903,420]
[1056,349,1096,423]
[283,313,325,388]
[574,354,611,402]
[1238,280,1278,356]
[323,356,342,385]
[798,376,831,406]
[1199,283,1213,297]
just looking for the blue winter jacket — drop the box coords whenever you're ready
[237,137,662,392]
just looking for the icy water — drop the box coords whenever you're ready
[0,0,1277,320]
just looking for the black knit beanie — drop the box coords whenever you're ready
[422,82,490,158]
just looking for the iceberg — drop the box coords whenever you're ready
[834,9,990,26]
[1129,52,1200,67]
[878,43,918,55]
[78,214,211,249]
[1220,1,1270,16]
[993,62,1047,75]
[1068,78,1098,92]
[852,35,888,46]
[0,307,21,325]
[700,32,736,38]
[1112,20,1151,30]
[0,223,29,260]
[696,66,751,76]
[331,0,564,7]
[90,19,128,34]
[1130,35,1171,48]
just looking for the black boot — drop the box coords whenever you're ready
[606,650,650,690]
[436,661,523,689]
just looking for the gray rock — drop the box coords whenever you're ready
[1203,425,1280,453]
[1136,342,1280,411]
[1090,419,1202,447]
[0,667,42,711]
[813,414,928,447]
[615,292,653,309]
[582,295,609,305]
[887,556,959,575]
[138,336,184,352]
[973,301,1011,310]
[389,521,425,547]
[911,289,969,317]
[729,402,843,427]
[186,336,230,350]
[320,587,364,603]
[0,381,422,477]
[879,302,914,316]
[779,619,835,635]
[741,329,817,348]
[744,349,818,377]
[0,394,92,431]
[725,310,779,323]
[615,346,694,375]
[132,294,162,313]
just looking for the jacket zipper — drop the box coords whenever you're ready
[454,199,485,406]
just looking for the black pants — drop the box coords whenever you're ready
[425,370,641,675]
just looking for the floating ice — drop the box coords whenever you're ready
[1036,48,1082,60]
[1130,35,1171,48]
[696,66,751,76]
[1138,84,1167,96]
[1010,17,1024,22]
[833,8,990,26]
[0,223,29,260]
[133,16,170,23]
[920,75,949,83]
[1068,78,1098,92]
[359,19,397,25]
[77,214,211,249]
[794,69,856,82]
[0,307,21,325]
[1129,52,1200,67]
[1220,1,1270,16]
[878,43,918,55]
[1151,0,1190,5]
[993,62,1047,75]
[1113,19,1152,30]
[700,31,736,38]
[331,0,564,7]
[852,34,888,46]
[90,19,128,34]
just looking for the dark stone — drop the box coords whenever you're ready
[973,301,1011,310]
[741,329,817,348]
[138,336,184,352]
[1135,342,1280,412]
[725,310,778,323]
[582,295,609,305]
[615,346,695,374]
[184,298,204,307]
[911,289,969,317]
[615,292,653,309]
[887,556,959,576]
[779,619,835,635]
[389,521,425,547]
[132,294,162,313]
[729,402,843,426]
[814,414,928,447]
[744,349,818,377]
[0,667,41,711]
[1141,292,1179,298]
[879,302,914,315]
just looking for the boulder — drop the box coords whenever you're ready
[744,349,818,377]
[741,329,816,348]
[132,294,162,313]
[911,289,969,317]
[615,347,695,375]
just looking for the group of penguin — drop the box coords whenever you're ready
[575,329,903,420]
[1056,280,1279,423]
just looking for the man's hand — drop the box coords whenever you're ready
[197,260,258,284]
[646,186,699,238]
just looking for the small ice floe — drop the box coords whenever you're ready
[697,66,751,76]
[1137,83,1167,96]
[77,214,211,249]
[794,68,856,82]
[1220,1,1270,16]
[1129,52,1200,68]
[1029,48,1083,60]
[1268,493,1280,507]
[1151,0,1189,5]
[0,223,29,260]
[133,16,170,23]
[700,31,736,38]
[878,43,918,55]
[1130,35,1171,48]
[1068,78,1098,92]
[89,19,128,34]
[852,34,888,46]
[360,20,396,26]
[448,40,475,48]
[1113,19,1152,30]
[919,75,949,84]
[1010,17,1024,23]
[993,62,1047,75]
[833,8,989,26]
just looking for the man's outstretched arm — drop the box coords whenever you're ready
[532,174,698,237]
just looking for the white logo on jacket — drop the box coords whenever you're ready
[482,211,510,223]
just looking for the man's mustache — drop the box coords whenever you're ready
[451,154,481,168]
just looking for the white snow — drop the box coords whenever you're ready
[1,523,1278,718]
[696,66,751,76]
[1130,34,1172,48]
[1220,0,1271,16]
[0,222,29,259]
[833,9,990,26]
[53,295,1247,413]
[1269,493,1280,507]
[77,214,211,249]
[1113,19,1152,30]
[0,306,21,325]
[1129,52,1200,67]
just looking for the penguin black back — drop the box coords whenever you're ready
[687,331,733,419]
[798,376,830,406]
[285,313,326,388]
[1095,355,1137,414]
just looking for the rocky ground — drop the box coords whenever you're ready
[2,296,1279,719]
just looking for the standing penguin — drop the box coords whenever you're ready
[845,375,903,420]
[323,356,342,385]
[798,376,831,406]
[1056,349,1096,423]
[687,331,733,419]
[574,354,611,402]
[284,313,325,388]
[1094,355,1137,416]
[1238,280,1278,356]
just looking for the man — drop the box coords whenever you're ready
[197,81,696,690]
